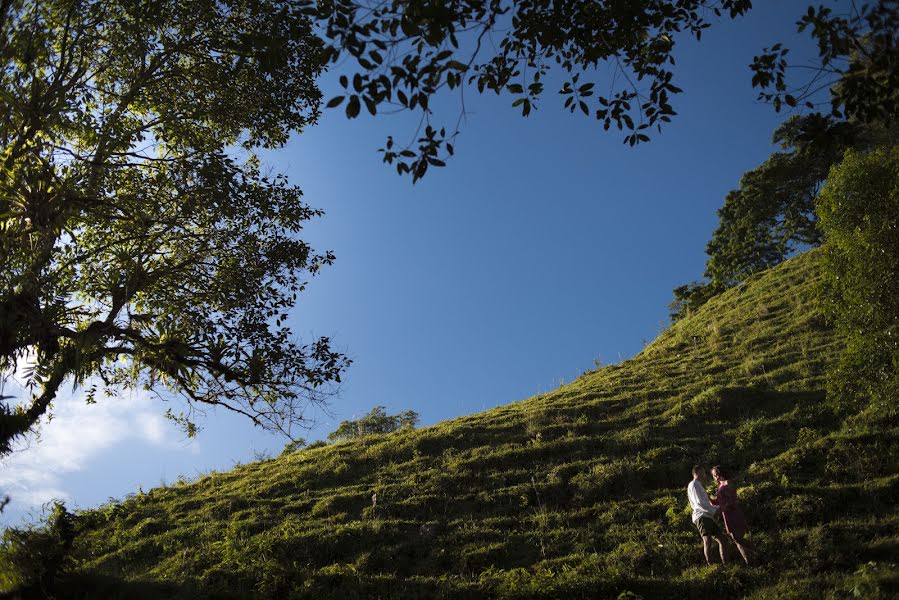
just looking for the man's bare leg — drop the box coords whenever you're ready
[714,535,727,564]
[702,535,714,565]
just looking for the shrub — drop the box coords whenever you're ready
[735,417,771,451]
[817,146,899,413]
[0,502,75,595]
[280,438,308,456]
[796,427,819,448]
[669,280,723,322]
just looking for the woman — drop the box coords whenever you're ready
[710,465,758,565]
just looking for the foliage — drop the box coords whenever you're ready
[670,115,899,322]
[670,1,899,321]
[0,0,349,455]
[0,502,74,595]
[669,280,725,325]
[751,1,899,124]
[327,405,420,442]
[308,0,752,181]
[311,2,898,182]
[7,250,895,599]
[280,438,308,456]
[670,114,837,320]
[817,146,899,413]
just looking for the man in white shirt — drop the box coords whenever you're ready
[687,464,727,565]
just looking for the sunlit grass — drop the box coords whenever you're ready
[8,249,898,598]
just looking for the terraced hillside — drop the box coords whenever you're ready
[7,250,899,598]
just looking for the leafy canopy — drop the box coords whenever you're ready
[309,0,752,181]
[667,0,899,321]
[327,405,420,442]
[0,0,349,455]
[312,1,899,182]
[751,1,899,123]
[670,114,899,322]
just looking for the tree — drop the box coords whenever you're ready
[310,0,753,181]
[669,115,898,322]
[817,146,899,414]
[327,406,420,442]
[750,1,899,125]
[3,0,895,455]
[280,437,308,456]
[312,1,899,182]
[0,0,350,456]
[670,116,840,320]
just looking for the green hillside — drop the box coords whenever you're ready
[6,249,899,599]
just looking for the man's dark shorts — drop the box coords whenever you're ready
[695,516,721,538]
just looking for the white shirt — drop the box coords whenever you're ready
[687,479,719,523]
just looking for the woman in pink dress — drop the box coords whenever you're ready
[710,466,758,565]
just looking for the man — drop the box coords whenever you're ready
[687,464,727,565]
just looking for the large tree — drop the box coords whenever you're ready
[0,0,349,456]
[3,0,896,457]
[750,0,899,124]
[310,0,753,181]
[311,1,898,181]
[669,115,898,321]
[666,0,899,321]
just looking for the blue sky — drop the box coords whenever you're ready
[1,2,835,525]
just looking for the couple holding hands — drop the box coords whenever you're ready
[687,464,759,566]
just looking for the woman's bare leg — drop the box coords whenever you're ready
[730,531,757,565]
[733,531,758,552]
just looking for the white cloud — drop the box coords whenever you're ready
[0,383,195,520]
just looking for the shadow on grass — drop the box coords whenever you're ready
[4,574,241,600]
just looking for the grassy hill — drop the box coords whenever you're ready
[5,249,898,599]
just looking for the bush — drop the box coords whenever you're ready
[0,502,75,595]
[669,280,723,322]
[817,146,899,413]
[280,437,308,456]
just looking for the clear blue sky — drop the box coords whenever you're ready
[1,2,838,525]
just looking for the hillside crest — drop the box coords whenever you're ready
[6,249,898,599]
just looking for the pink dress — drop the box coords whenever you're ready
[711,481,749,536]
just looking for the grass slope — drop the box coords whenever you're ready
[16,250,899,598]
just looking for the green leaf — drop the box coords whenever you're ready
[346,96,361,118]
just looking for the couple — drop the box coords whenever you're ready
[687,464,758,566]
